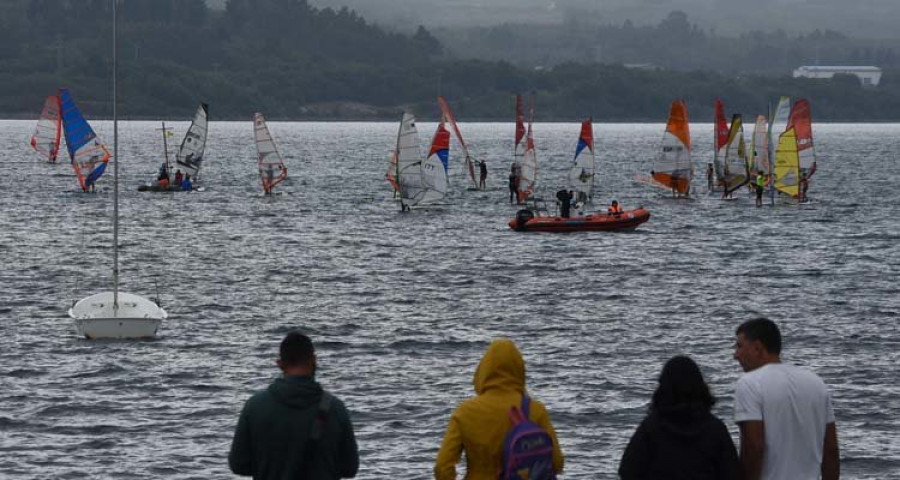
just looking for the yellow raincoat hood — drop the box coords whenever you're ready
[435,339,564,480]
[473,339,525,396]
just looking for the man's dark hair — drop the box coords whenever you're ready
[279,331,315,366]
[736,317,782,355]
[651,355,715,413]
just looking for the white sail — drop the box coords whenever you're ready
[770,96,791,143]
[175,103,209,178]
[751,115,770,176]
[254,113,287,193]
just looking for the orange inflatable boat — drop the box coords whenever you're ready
[509,207,650,232]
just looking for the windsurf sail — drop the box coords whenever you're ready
[774,128,800,197]
[769,97,791,139]
[437,96,477,189]
[767,96,791,202]
[568,118,595,203]
[395,112,422,206]
[751,115,769,177]
[652,99,692,195]
[517,96,537,203]
[722,114,750,196]
[175,103,209,179]
[787,99,816,178]
[59,88,110,190]
[253,113,287,193]
[31,95,62,163]
[394,112,447,208]
[713,98,729,182]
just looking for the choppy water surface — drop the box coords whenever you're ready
[1,119,898,479]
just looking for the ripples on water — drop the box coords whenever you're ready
[1,120,898,478]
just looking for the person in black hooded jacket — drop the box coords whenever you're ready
[229,331,359,480]
[618,355,739,480]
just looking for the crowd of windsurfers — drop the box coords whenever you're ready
[228,317,839,480]
[706,163,811,205]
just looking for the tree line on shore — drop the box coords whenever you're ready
[2,0,900,121]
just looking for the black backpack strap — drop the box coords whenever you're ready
[521,395,531,419]
[303,391,334,468]
[309,391,333,440]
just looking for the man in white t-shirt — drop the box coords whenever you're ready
[733,318,840,480]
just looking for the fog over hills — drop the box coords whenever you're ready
[304,0,900,39]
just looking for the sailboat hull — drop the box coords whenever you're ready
[69,291,167,339]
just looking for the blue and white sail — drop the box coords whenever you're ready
[60,88,110,191]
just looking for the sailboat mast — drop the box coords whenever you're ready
[112,0,119,310]
[161,121,170,174]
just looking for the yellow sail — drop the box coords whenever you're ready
[774,128,799,197]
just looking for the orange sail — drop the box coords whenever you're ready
[651,100,692,194]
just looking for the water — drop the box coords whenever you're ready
[1,120,898,478]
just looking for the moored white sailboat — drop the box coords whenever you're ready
[69,0,167,339]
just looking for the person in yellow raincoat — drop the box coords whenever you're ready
[434,339,564,479]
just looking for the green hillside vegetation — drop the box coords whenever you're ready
[2,0,900,121]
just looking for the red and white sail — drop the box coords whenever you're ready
[31,95,62,163]
[517,96,537,203]
[254,113,287,193]
[787,99,816,177]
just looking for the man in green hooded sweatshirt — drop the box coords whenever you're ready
[229,331,359,480]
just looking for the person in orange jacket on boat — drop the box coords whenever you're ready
[609,200,623,215]
[434,339,564,480]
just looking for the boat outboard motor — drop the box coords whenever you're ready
[515,209,535,230]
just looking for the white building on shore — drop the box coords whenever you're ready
[793,66,882,87]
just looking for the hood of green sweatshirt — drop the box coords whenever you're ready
[267,375,323,409]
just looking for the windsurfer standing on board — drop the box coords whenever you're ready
[479,160,487,190]
[799,173,809,203]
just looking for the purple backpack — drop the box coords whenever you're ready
[500,396,556,480]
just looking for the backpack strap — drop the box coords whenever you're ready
[303,391,334,468]
[309,391,333,441]
[521,395,531,419]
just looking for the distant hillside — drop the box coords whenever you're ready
[309,0,900,39]
[3,0,900,121]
